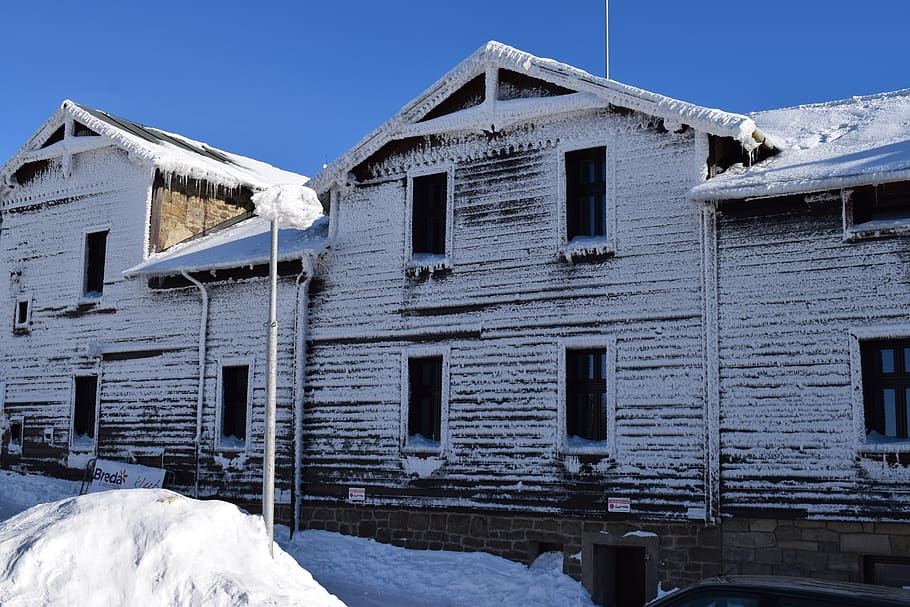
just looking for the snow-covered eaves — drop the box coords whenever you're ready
[123,215,329,278]
[689,89,910,202]
[1,101,307,192]
[308,41,763,194]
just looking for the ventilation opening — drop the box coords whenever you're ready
[498,69,574,100]
[419,74,485,122]
[73,122,99,137]
[40,125,65,148]
[592,545,647,607]
[14,159,50,185]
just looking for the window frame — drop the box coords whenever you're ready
[70,373,100,452]
[557,142,615,262]
[843,183,910,241]
[13,296,31,333]
[404,165,454,277]
[558,336,617,457]
[849,328,910,453]
[80,226,110,301]
[400,345,450,456]
[215,359,253,453]
[7,415,24,455]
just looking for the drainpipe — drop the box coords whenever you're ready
[291,252,315,537]
[181,269,209,499]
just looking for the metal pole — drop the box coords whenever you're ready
[604,0,609,79]
[263,217,278,558]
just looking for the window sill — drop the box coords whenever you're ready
[845,219,910,241]
[64,300,116,316]
[12,326,29,335]
[560,237,614,263]
[406,254,452,278]
[402,453,444,478]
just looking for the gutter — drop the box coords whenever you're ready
[181,269,209,499]
[291,252,316,537]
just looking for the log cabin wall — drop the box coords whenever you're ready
[715,194,910,521]
[304,107,712,520]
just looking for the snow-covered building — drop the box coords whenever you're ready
[690,89,910,589]
[3,43,910,605]
[0,100,327,512]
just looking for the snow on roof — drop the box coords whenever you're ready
[124,215,328,278]
[1,101,307,192]
[308,41,762,194]
[690,89,910,202]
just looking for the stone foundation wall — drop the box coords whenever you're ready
[298,503,722,590]
[721,518,910,582]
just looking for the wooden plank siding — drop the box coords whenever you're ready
[716,197,910,520]
[304,109,711,518]
[1,145,299,501]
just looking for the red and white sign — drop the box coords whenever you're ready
[608,497,631,513]
[348,487,365,503]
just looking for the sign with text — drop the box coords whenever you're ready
[348,487,365,503]
[87,459,166,494]
[608,497,631,513]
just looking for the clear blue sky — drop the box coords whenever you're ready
[0,1,905,179]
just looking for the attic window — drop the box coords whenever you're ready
[846,182,910,239]
[73,122,99,137]
[40,126,65,148]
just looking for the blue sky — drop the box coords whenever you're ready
[0,1,905,179]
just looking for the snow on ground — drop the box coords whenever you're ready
[0,470,596,607]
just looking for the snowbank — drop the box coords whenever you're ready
[0,489,343,607]
[280,528,596,607]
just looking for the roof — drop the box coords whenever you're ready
[123,215,329,278]
[690,88,910,202]
[1,100,307,192]
[308,41,764,194]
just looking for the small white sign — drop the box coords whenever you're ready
[608,497,631,513]
[348,487,365,503]
[87,459,166,494]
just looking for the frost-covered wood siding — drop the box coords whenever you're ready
[0,145,297,499]
[305,109,711,518]
[716,196,910,520]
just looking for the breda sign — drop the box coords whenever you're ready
[87,459,166,494]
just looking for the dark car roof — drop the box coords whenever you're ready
[650,576,910,606]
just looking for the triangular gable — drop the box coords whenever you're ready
[0,101,306,198]
[308,41,768,194]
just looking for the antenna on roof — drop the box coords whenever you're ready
[604,0,609,79]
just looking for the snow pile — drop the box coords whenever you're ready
[252,184,323,228]
[0,489,343,607]
[280,529,596,607]
[0,470,79,521]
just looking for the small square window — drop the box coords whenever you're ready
[406,355,443,451]
[72,375,98,450]
[219,364,249,450]
[566,348,608,445]
[861,340,910,441]
[83,230,108,298]
[13,298,30,332]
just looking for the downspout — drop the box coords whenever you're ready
[291,252,315,537]
[181,269,209,499]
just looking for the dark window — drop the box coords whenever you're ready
[861,340,910,440]
[408,356,443,445]
[221,365,248,446]
[9,419,23,449]
[41,125,65,148]
[83,231,108,297]
[852,182,910,225]
[566,348,607,442]
[411,173,447,255]
[73,376,98,442]
[566,147,606,240]
[14,299,29,330]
